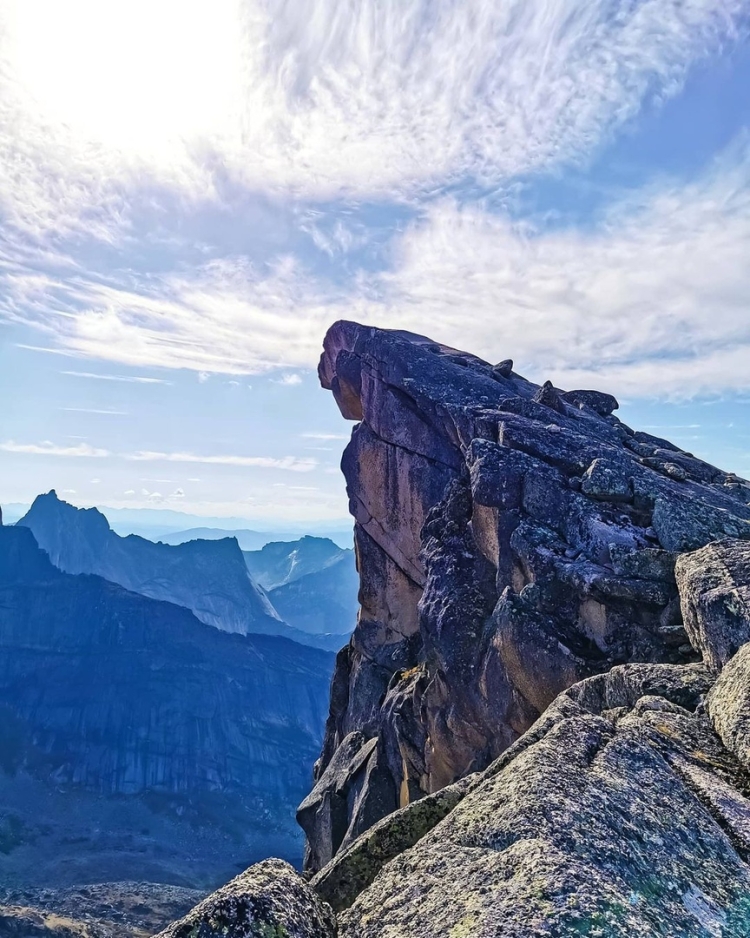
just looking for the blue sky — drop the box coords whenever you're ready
[1,0,749,525]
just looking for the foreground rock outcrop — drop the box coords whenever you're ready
[154,860,335,938]
[300,321,750,871]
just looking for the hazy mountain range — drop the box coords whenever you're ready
[3,502,354,548]
[0,523,334,890]
[18,492,356,651]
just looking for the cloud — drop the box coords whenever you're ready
[171,488,185,498]
[60,407,128,415]
[275,373,303,386]
[123,489,135,495]
[373,145,750,398]
[61,370,168,384]
[302,432,349,440]
[124,450,317,472]
[0,440,110,457]
[7,141,750,397]
[0,0,748,400]
[0,0,743,239]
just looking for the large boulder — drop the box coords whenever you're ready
[338,663,750,937]
[303,321,750,872]
[154,859,336,938]
[707,641,750,774]
[676,539,750,670]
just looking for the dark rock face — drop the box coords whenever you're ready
[302,321,750,871]
[154,859,335,938]
[17,492,332,650]
[0,526,333,884]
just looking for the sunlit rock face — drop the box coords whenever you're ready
[301,320,750,872]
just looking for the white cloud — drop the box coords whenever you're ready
[275,373,303,386]
[0,440,110,457]
[5,143,750,397]
[0,0,742,238]
[61,407,128,415]
[198,371,211,383]
[90,478,101,484]
[60,370,168,384]
[0,0,747,400]
[373,145,750,398]
[302,432,349,440]
[171,488,186,498]
[123,489,135,495]
[124,450,317,472]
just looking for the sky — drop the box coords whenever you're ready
[0,0,749,526]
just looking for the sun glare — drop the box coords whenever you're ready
[2,0,246,158]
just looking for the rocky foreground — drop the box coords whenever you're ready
[160,321,750,935]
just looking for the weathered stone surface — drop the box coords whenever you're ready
[677,539,750,669]
[303,321,750,873]
[581,457,633,501]
[708,642,750,774]
[562,388,620,416]
[154,859,336,938]
[339,663,750,938]
[312,774,475,913]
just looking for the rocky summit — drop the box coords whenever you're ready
[155,322,750,937]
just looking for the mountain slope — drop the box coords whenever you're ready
[268,554,359,637]
[243,536,350,590]
[16,491,331,648]
[0,524,334,888]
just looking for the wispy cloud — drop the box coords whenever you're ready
[60,407,128,415]
[5,141,749,397]
[0,0,742,238]
[0,440,110,457]
[302,432,349,440]
[124,450,317,472]
[0,0,747,403]
[275,373,303,386]
[61,370,169,384]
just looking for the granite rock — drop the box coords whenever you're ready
[302,321,750,872]
[154,859,335,938]
[676,539,750,670]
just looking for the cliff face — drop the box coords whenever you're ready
[17,492,335,650]
[0,525,334,886]
[300,321,750,871]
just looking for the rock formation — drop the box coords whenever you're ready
[0,525,333,887]
[17,491,336,650]
[150,323,750,937]
[297,321,750,872]
[154,860,335,938]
